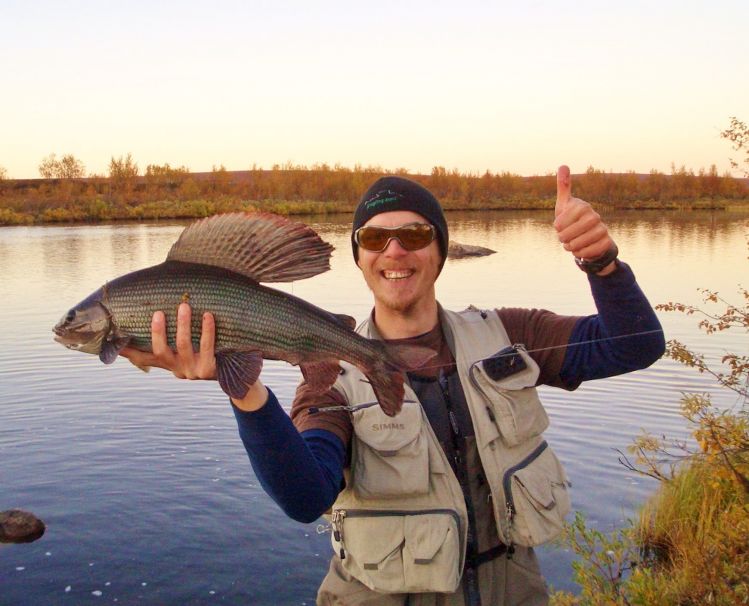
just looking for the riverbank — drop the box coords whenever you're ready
[2,196,749,226]
[2,165,748,225]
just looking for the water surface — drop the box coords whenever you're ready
[1,209,747,603]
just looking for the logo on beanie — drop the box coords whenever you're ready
[364,189,404,211]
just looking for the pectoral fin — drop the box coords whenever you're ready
[99,335,131,365]
[216,351,263,400]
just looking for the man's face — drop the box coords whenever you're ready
[356,210,442,315]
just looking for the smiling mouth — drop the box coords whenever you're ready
[382,269,414,280]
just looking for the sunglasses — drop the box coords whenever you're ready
[354,222,436,252]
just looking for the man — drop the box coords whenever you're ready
[122,167,664,605]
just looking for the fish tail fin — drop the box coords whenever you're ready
[365,343,437,416]
[366,362,407,417]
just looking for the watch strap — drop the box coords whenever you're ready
[575,243,619,274]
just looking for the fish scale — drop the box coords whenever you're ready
[102,261,378,366]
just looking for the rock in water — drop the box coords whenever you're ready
[447,241,496,259]
[0,509,46,543]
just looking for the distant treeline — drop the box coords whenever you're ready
[1,162,748,225]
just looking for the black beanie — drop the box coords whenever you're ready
[351,176,449,271]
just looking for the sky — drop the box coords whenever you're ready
[1,0,747,179]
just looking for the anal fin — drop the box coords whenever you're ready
[300,360,342,393]
[216,350,263,400]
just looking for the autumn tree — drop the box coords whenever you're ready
[721,116,749,177]
[38,153,86,179]
[0,165,7,180]
[144,163,190,198]
[109,153,139,196]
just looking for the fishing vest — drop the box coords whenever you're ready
[328,307,571,595]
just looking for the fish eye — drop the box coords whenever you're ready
[66,309,76,322]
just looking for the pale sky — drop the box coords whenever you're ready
[2,0,747,179]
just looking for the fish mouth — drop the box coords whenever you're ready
[52,324,70,345]
[52,323,104,352]
[53,331,80,349]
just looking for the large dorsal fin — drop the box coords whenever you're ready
[166,212,334,282]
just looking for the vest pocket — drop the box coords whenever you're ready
[331,509,461,593]
[469,353,549,448]
[502,441,571,546]
[351,401,430,498]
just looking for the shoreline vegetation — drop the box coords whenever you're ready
[1,162,749,226]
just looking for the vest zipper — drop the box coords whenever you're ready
[501,440,548,531]
[439,370,482,606]
[331,509,347,559]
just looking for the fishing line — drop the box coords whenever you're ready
[309,328,665,414]
[409,327,665,375]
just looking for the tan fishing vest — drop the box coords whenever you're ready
[329,307,571,594]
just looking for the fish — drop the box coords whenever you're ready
[53,212,427,416]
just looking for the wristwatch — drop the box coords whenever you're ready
[575,243,619,274]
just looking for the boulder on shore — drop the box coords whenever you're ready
[447,240,496,259]
[0,509,46,544]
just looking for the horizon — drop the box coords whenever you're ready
[2,1,747,180]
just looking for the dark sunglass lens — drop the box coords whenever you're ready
[397,224,434,250]
[358,227,389,251]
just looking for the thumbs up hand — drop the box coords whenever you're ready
[554,165,617,275]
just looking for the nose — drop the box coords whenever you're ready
[381,236,408,257]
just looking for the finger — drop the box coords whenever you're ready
[119,347,160,371]
[150,311,171,358]
[555,203,600,241]
[197,312,217,378]
[570,235,613,260]
[120,347,157,364]
[562,224,610,256]
[175,303,196,365]
[555,165,572,217]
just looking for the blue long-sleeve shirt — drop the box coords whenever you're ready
[232,260,664,522]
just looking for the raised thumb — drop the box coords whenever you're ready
[555,165,572,217]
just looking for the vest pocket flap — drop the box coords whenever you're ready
[352,400,422,452]
[333,510,461,593]
[514,467,555,510]
[475,346,539,390]
[404,514,452,563]
[505,444,571,547]
[344,515,405,569]
[470,356,549,448]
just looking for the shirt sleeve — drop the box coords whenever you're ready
[498,260,664,390]
[496,308,578,388]
[290,381,353,446]
[232,389,346,523]
[559,260,665,389]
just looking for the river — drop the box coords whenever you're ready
[1,209,747,604]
